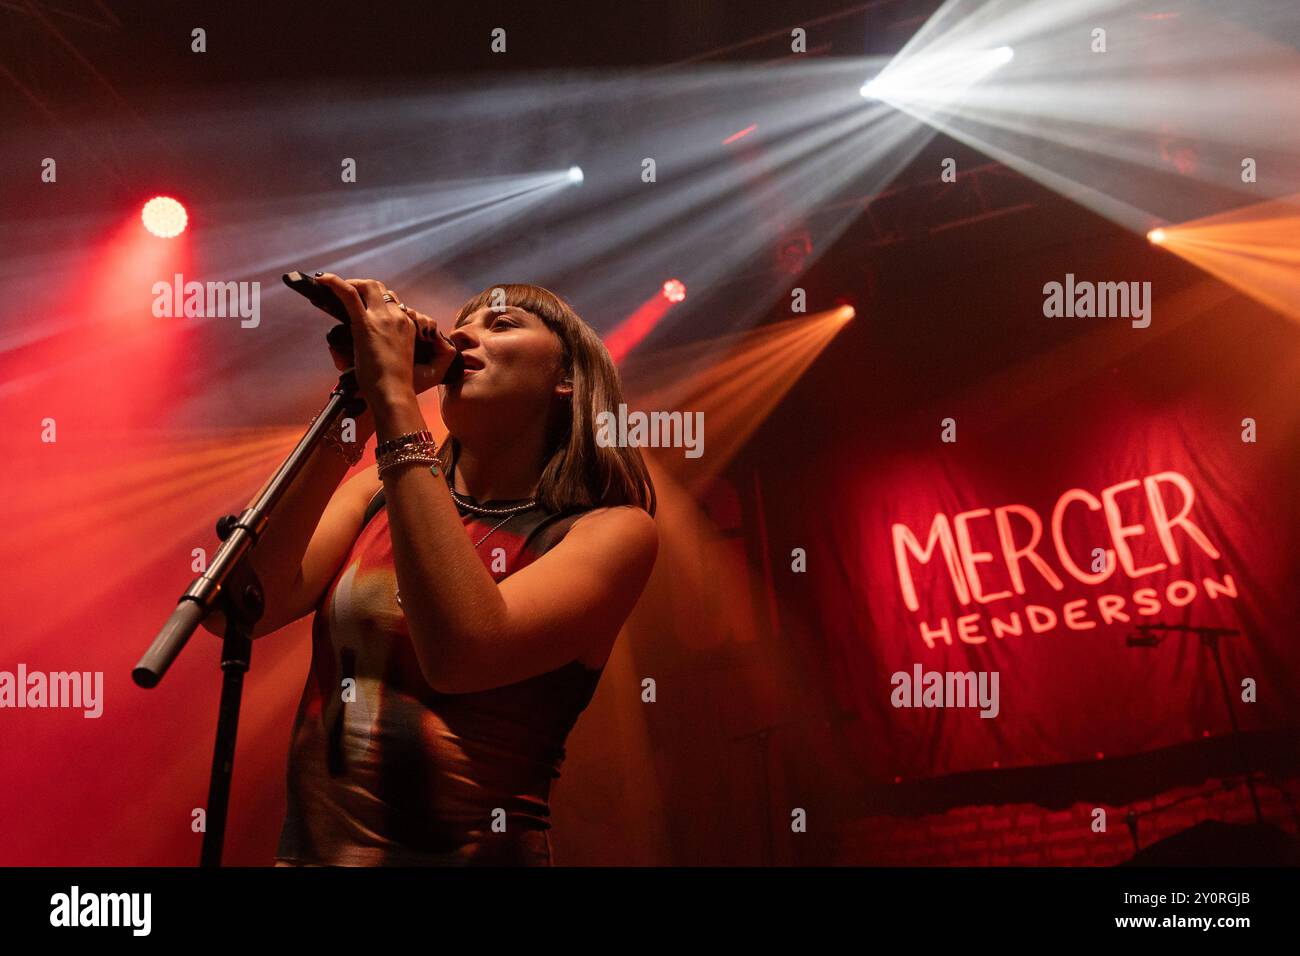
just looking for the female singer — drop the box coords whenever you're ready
[208,277,657,865]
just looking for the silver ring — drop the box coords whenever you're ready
[382,292,397,303]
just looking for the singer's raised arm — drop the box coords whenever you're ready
[370,389,656,694]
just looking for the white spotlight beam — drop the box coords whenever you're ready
[862,0,1300,234]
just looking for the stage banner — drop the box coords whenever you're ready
[808,364,1300,780]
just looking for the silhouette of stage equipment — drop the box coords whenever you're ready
[1120,820,1299,866]
[1119,622,1294,864]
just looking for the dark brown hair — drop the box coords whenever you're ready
[436,284,656,517]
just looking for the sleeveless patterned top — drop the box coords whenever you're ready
[275,467,603,866]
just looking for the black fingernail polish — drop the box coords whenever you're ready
[314,271,324,277]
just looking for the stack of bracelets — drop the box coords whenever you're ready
[375,429,442,480]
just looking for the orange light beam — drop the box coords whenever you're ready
[618,306,851,490]
[1152,192,1300,324]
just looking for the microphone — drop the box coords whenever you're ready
[1125,633,1161,647]
[282,271,464,384]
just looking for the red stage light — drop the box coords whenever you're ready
[722,124,757,145]
[141,196,188,238]
[661,279,686,303]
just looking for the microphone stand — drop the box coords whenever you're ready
[1126,623,1265,830]
[132,368,368,867]
[133,270,462,866]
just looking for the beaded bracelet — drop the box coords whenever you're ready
[377,441,443,481]
[377,452,440,481]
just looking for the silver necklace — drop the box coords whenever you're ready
[472,513,515,549]
[449,488,538,516]
[445,449,538,516]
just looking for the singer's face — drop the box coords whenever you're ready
[440,305,568,427]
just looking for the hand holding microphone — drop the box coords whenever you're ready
[282,271,464,407]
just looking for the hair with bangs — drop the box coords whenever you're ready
[434,283,656,517]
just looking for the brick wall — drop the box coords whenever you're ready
[833,775,1300,865]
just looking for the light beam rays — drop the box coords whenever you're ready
[619,307,853,490]
[862,0,1300,237]
[1153,193,1300,324]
